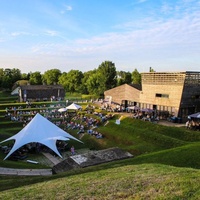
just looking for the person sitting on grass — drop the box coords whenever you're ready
[96,132,103,139]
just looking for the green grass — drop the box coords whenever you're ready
[130,142,200,168]
[0,163,200,199]
[94,117,190,155]
[1,91,200,198]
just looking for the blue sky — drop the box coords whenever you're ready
[0,0,200,73]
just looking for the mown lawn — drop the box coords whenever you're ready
[1,91,200,198]
[0,163,200,199]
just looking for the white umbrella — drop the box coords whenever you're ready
[58,107,67,112]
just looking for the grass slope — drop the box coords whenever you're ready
[0,164,200,199]
[1,91,200,198]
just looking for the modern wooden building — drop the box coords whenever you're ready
[104,84,141,107]
[104,71,200,121]
[18,85,65,102]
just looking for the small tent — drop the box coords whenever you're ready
[188,112,200,119]
[0,113,82,160]
[58,107,67,112]
[66,103,82,110]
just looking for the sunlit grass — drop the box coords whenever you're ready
[1,91,200,198]
[0,164,200,199]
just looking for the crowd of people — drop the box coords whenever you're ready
[186,120,200,130]
[4,103,107,143]
[4,104,73,127]
[65,113,106,139]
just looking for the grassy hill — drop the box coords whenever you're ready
[0,91,200,199]
[0,163,200,199]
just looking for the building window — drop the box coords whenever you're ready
[155,93,169,98]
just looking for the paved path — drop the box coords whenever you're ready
[0,152,78,176]
[0,167,52,176]
[0,153,58,176]
[42,152,62,166]
[157,120,185,127]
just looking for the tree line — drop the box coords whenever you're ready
[0,61,142,96]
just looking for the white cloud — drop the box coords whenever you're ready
[65,5,72,11]
[44,30,59,37]
[1,0,200,73]
[160,2,173,14]
[29,2,200,68]
[11,31,30,37]
[60,5,72,14]
[138,0,147,3]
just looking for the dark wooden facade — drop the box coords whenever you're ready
[18,85,65,102]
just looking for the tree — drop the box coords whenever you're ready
[132,69,141,85]
[149,67,156,72]
[1,68,22,90]
[21,73,30,80]
[10,68,22,83]
[58,70,83,93]
[96,61,117,95]
[80,70,96,94]
[42,69,61,85]
[29,71,42,85]
[117,71,132,86]
[86,73,102,96]
[58,72,68,89]
[0,68,4,87]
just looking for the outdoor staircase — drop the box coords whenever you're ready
[42,152,62,166]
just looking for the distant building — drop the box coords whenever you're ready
[104,71,200,121]
[104,84,141,107]
[17,85,65,102]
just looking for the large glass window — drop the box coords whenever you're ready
[155,93,169,98]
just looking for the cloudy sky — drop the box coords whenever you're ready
[0,0,199,73]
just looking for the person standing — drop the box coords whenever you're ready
[70,146,75,155]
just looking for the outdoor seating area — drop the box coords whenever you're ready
[0,101,112,162]
[186,120,200,130]
[186,112,200,130]
[65,112,106,139]
[4,103,78,127]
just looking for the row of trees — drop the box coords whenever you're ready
[0,61,142,96]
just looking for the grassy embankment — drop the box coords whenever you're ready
[0,91,200,199]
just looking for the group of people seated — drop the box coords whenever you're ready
[133,111,159,122]
[56,141,68,153]
[0,142,44,161]
[66,118,104,139]
[64,112,106,139]
[186,120,200,130]
[100,102,126,112]
[87,129,103,139]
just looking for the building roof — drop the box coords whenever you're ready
[129,84,142,91]
[20,85,64,90]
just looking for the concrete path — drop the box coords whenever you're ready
[42,152,62,166]
[0,167,52,176]
[0,153,65,176]
[157,120,185,127]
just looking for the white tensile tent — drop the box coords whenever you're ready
[66,103,82,110]
[0,113,82,160]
